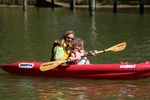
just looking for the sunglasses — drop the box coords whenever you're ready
[66,36,74,40]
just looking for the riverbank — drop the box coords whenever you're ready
[0,2,150,8]
[0,4,34,7]
[54,2,150,8]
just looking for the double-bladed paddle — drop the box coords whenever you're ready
[39,42,126,71]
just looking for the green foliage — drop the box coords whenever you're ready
[0,0,149,5]
[101,0,114,5]
[55,0,88,5]
[100,0,150,5]
[0,0,36,5]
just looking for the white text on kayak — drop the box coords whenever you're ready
[120,65,136,69]
[19,63,34,68]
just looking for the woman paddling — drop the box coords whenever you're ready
[50,30,98,64]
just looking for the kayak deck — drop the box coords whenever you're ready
[1,61,150,79]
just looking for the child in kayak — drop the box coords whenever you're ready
[70,38,90,64]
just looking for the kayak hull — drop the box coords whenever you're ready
[1,61,150,79]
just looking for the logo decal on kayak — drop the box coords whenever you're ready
[19,63,34,68]
[120,65,136,69]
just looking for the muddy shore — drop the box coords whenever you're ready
[0,2,150,8]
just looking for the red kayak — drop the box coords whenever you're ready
[1,61,150,79]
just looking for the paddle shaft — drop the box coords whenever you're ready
[82,42,126,57]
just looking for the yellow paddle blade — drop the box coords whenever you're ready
[105,42,126,52]
[97,42,126,54]
[40,60,67,71]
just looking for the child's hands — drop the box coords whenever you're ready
[91,50,98,56]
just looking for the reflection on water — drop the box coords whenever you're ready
[24,11,30,43]
[1,74,150,100]
[23,11,32,58]
[90,12,98,49]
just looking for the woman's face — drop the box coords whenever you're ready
[65,34,74,45]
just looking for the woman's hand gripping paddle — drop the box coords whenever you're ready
[39,42,126,71]
[39,57,80,71]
